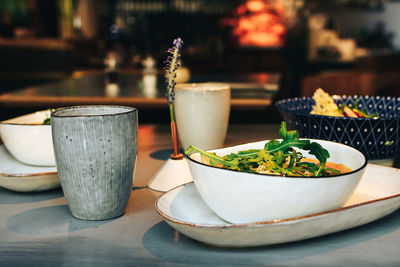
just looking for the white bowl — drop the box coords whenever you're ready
[0,110,55,166]
[187,139,367,224]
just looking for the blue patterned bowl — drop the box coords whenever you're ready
[276,96,400,161]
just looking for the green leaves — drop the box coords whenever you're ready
[185,145,237,168]
[339,99,379,118]
[185,122,333,177]
[42,118,51,125]
[42,108,55,125]
[303,142,330,176]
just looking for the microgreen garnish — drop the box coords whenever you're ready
[42,109,55,125]
[185,122,335,177]
[338,99,379,119]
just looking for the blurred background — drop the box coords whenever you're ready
[0,0,399,123]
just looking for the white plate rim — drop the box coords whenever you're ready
[0,170,57,178]
[0,145,57,177]
[0,144,59,192]
[155,179,400,229]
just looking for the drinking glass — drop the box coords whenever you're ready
[174,83,230,151]
[51,105,138,220]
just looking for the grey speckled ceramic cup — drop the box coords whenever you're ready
[51,105,138,220]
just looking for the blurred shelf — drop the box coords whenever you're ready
[0,38,71,50]
[0,70,279,110]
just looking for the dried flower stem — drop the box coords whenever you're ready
[164,38,184,159]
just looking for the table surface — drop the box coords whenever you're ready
[1,124,400,266]
[0,71,280,110]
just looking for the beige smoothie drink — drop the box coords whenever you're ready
[174,83,231,151]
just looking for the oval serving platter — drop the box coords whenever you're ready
[155,164,400,247]
[0,145,60,192]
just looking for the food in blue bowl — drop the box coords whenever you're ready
[275,90,400,161]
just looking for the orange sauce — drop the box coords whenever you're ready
[300,158,352,173]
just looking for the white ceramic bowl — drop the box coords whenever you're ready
[0,110,55,166]
[187,139,367,224]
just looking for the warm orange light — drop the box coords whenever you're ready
[246,0,266,12]
[251,73,270,84]
[232,0,286,47]
[272,24,286,35]
[138,125,156,144]
[236,5,247,15]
